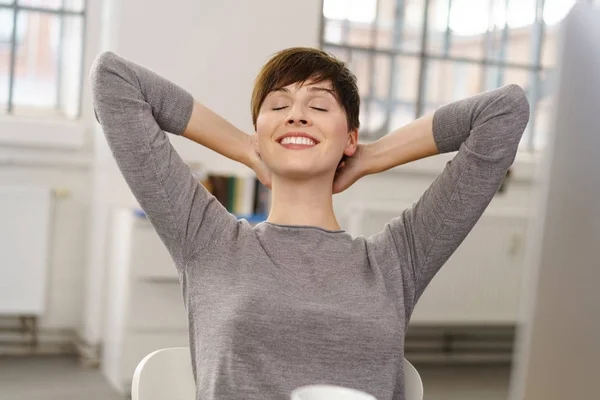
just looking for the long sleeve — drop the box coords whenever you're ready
[385,84,530,316]
[90,51,235,269]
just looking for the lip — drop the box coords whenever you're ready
[276,132,320,144]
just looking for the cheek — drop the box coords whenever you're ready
[255,112,277,136]
[255,113,277,151]
[325,114,350,141]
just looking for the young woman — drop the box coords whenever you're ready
[90,48,529,400]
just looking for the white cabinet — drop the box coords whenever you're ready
[344,202,529,325]
[410,211,527,324]
[102,208,189,394]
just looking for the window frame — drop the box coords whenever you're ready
[0,1,88,119]
[319,0,584,152]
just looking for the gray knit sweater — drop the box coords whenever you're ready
[90,51,530,400]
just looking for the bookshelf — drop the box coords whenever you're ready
[133,170,270,224]
[199,172,271,217]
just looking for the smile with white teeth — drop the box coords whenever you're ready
[280,136,317,146]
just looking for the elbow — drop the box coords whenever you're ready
[503,84,531,133]
[89,51,115,98]
[495,85,531,165]
[89,51,118,82]
[89,51,120,123]
[89,51,130,95]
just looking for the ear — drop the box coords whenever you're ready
[343,128,359,157]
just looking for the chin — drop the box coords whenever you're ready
[272,162,334,181]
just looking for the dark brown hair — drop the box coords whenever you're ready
[251,47,360,132]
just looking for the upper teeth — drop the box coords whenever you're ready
[280,136,316,146]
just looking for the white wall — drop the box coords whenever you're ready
[0,0,103,348]
[0,154,89,332]
[80,0,325,352]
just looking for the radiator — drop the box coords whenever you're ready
[0,185,53,316]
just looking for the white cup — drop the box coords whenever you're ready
[291,384,377,400]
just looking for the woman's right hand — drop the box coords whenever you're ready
[245,134,272,189]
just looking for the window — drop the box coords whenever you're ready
[0,0,86,119]
[321,0,580,151]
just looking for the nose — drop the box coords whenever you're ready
[285,105,311,126]
[287,117,308,125]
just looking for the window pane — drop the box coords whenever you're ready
[346,21,374,47]
[0,9,26,43]
[63,0,84,11]
[504,25,535,65]
[372,54,391,99]
[506,0,536,29]
[57,14,83,118]
[323,0,377,23]
[542,25,560,69]
[402,0,426,52]
[543,0,576,25]
[356,54,392,136]
[360,99,385,138]
[18,0,84,12]
[18,0,61,9]
[424,60,483,111]
[390,103,415,129]
[524,69,553,151]
[370,0,396,49]
[323,18,344,45]
[428,0,490,60]
[347,49,372,97]
[375,0,425,52]
[323,0,377,47]
[499,67,529,89]
[0,9,10,113]
[323,44,350,63]
[393,55,420,101]
[529,95,552,151]
[12,11,60,117]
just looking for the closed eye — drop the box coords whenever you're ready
[272,106,288,111]
[311,107,328,112]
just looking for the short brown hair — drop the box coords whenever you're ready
[251,47,360,132]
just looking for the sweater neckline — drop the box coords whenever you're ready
[260,221,346,234]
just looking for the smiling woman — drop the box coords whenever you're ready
[90,45,529,400]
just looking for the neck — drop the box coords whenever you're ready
[267,173,341,231]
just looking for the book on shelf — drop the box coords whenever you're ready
[134,171,270,223]
[201,174,270,221]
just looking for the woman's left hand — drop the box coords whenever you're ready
[333,144,372,194]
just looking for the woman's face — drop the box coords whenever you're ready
[255,80,357,180]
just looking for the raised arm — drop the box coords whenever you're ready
[90,51,244,268]
[369,85,530,313]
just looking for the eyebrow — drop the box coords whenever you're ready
[273,86,336,97]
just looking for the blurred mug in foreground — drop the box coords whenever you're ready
[291,384,377,400]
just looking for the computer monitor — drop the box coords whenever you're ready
[509,3,600,399]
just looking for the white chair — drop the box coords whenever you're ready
[132,347,423,400]
[403,358,424,400]
[131,347,195,400]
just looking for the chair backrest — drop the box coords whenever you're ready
[403,358,424,400]
[132,347,423,400]
[131,347,196,400]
